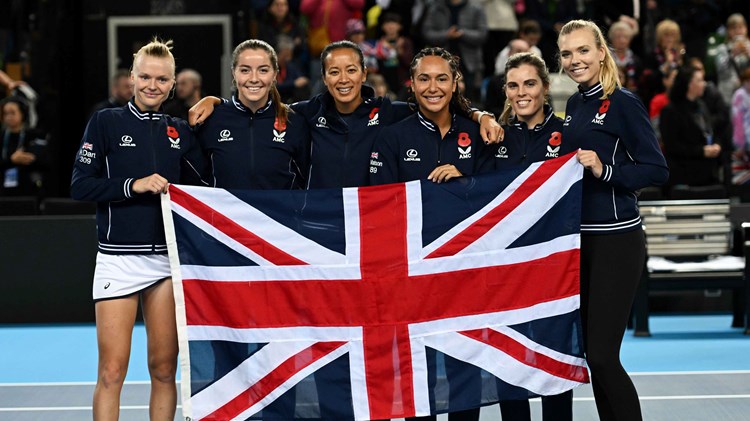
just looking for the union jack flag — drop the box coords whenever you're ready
[162,153,588,420]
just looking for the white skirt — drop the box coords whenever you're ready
[92,252,171,300]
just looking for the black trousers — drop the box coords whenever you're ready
[580,229,645,421]
[498,390,573,421]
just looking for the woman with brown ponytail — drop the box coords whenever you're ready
[193,39,310,189]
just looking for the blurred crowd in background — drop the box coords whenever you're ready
[1,0,749,206]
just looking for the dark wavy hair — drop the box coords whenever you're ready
[668,65,699,104]
[408,46,472,116]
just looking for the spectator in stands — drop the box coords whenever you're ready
[478,0,518,79]
[731,67,750,185]
[494,34,542,77]
[70,38,205,421]
[371,13,413,96]
[89,69,132,116]
[523,0,581,70]
[649,66,678,142]
[639,0,665,57]
[275,35,310,103]
[0,96,48,197]
[688,57,733,183]
[660,65,724,193]
[367,72,396,100]
[422,0,488,104]
[715,13,750,104]
[557,19,668,421]
[256,0,306,64]
[639,18,685,107]
[609,20,642,94]
[164,68,202,120]
[300,0,365,94]
[345,18,379,73]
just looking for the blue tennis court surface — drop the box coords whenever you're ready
[1,314,749,420]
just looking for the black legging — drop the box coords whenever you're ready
[406,407,480,421]
[580,229,645,421]
[499,390,573,421]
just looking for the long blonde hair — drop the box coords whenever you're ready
[558,20,621,99]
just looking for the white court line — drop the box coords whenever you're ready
[629,370,750,376]
[573,395,750,402]
[4,396,750,412]
[2,370,749,387]
[0,380,152,386]
[3,373,750,412]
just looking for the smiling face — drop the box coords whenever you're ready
[323,48,366,114]
[232,47,277,111]
[505,63,548,127]
[411,55,456,121]
[558,28,606,88]
[268,0,289,21]
[131,55,175,111]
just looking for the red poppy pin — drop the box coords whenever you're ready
[458,132,471,147]
[549,131,562,147]
[598,99,610,114]
[167,126,179,139]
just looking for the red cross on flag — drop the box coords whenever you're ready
[163,153,589,420]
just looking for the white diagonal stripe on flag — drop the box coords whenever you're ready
[493,326,587,367]
[173,186,346,265]
[229,343,351,421]
[420,156,581,257]
[180,263,363,282]
[409,234,579,276]
[408,296,580,337]
[191,340,316,419]
[423,331,583,396]
[187,325,363,342]
[461,157,582,255]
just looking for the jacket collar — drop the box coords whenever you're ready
[578,83,603,100]
[417,110,457,134]
[316,85,380,131]
[231,95,273,115]
[128,99,164,121]
[510,104,555,132]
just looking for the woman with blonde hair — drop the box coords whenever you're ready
[557,20,668,421]
[71,38,205,420]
